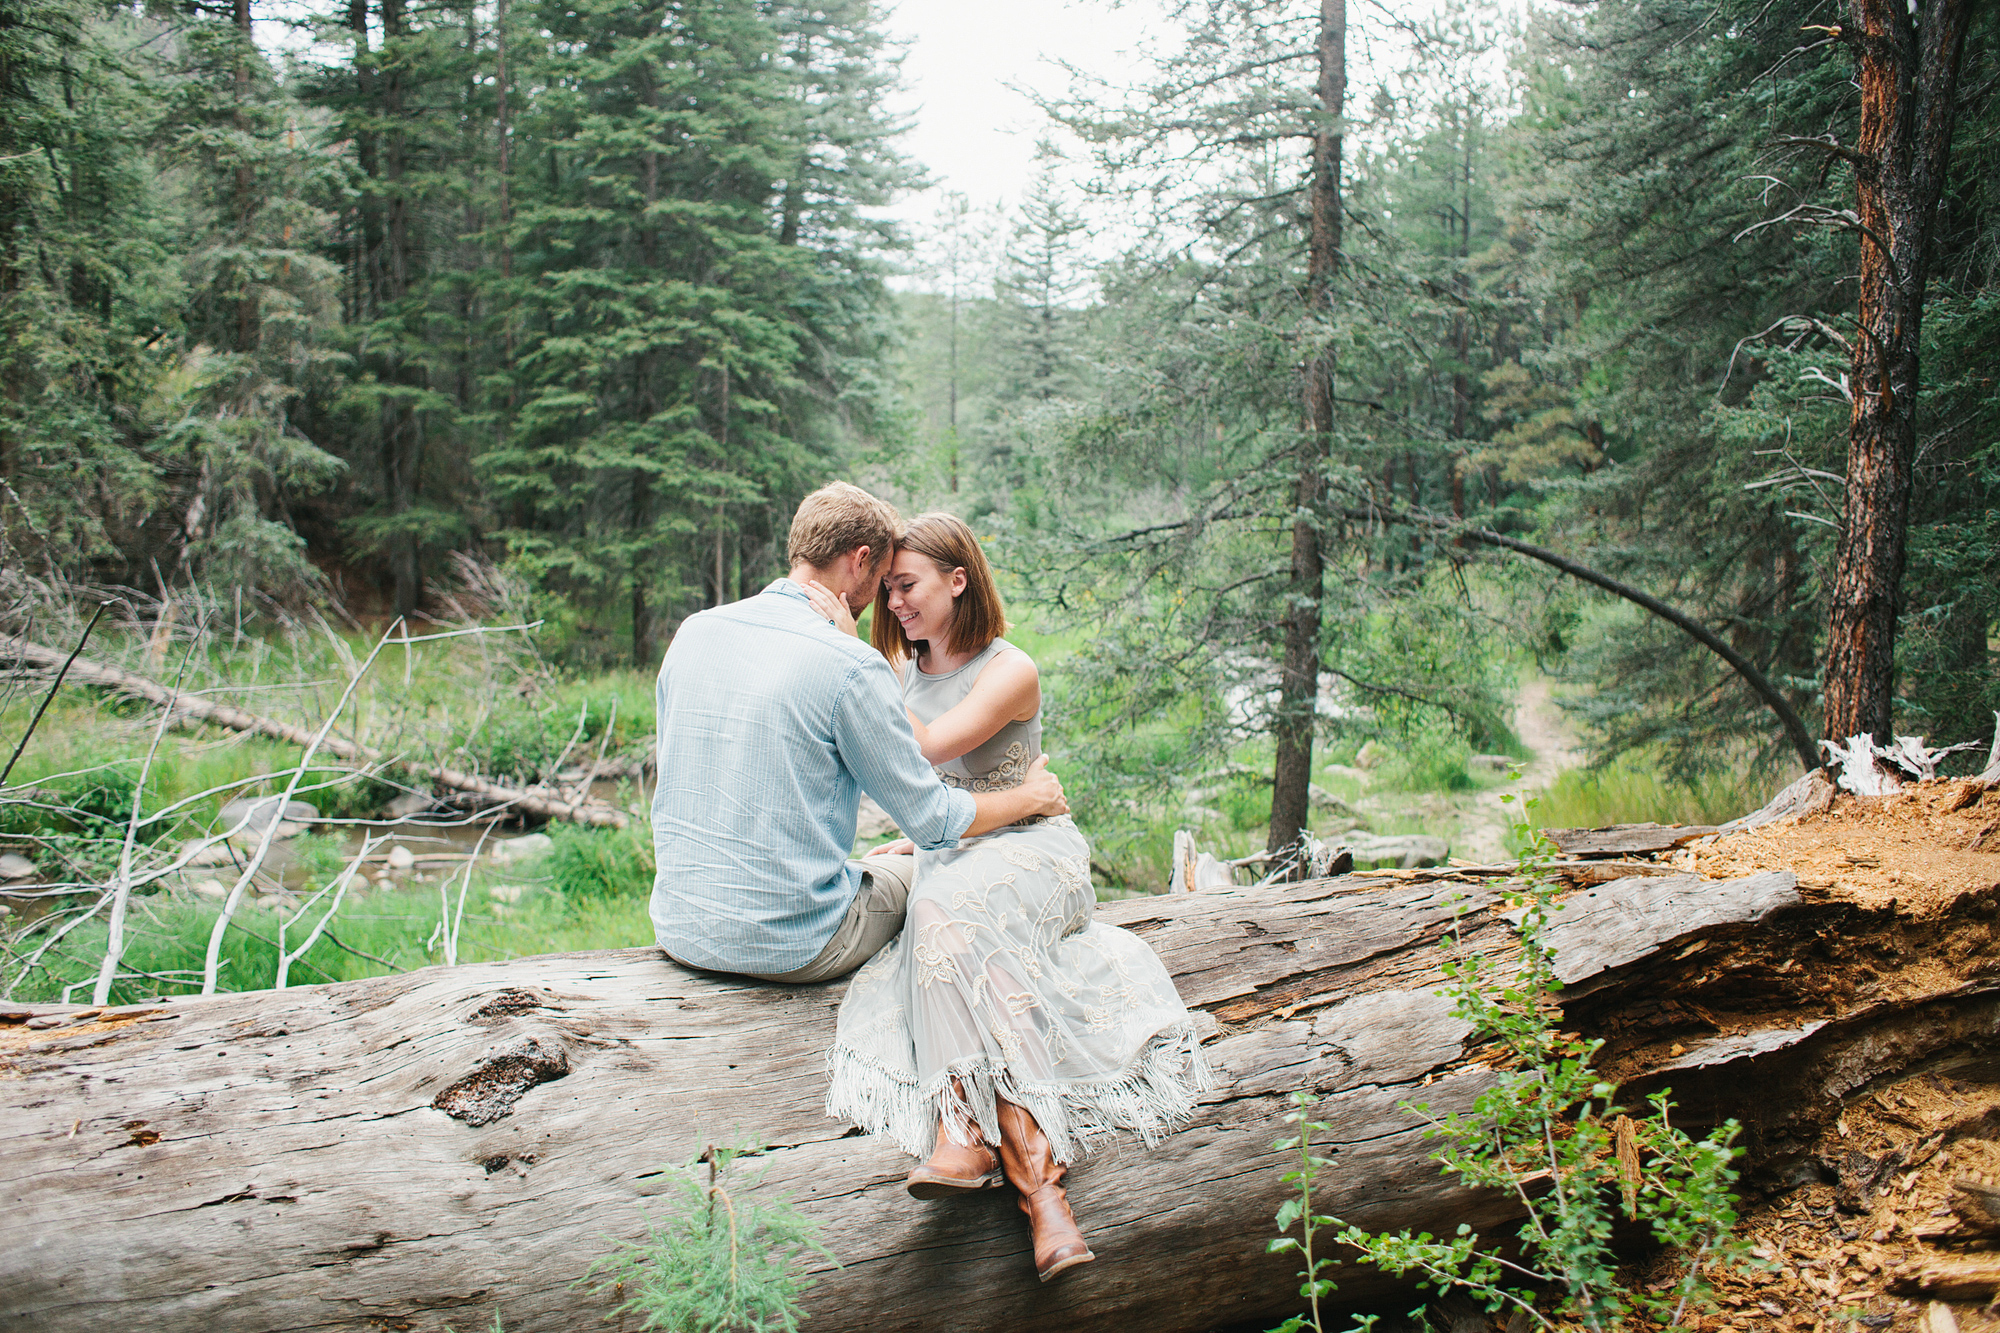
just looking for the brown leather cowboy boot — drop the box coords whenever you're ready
[906,1081,1003,1199]
[994,1098,1095,1282]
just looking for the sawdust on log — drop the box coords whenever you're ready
[1542,777,2000,1333]
[1642,1074,2000,1333]
[1677,779,2000,916]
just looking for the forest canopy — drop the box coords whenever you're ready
[2,0,1995,854]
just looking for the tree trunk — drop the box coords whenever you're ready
[494,0,510,284]
[378,0,422,618]
[1269,0,1343,861]
[4,863,1996,1333]
[779,33,810,247]
[0,0,27,497]
[232,0,258,357]
[348,0,381,312]
[1819,0,1975,744]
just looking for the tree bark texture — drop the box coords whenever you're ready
[4,865,1996,1332]
[1269,0,1344,859]
[1820,0,1975,744]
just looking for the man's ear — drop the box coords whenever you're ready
[849,545,878,585]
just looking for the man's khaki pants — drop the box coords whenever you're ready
[740,854,917,984]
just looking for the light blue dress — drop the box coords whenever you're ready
[826,639,1209,1163]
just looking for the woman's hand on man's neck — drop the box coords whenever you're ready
[789,545,882,619]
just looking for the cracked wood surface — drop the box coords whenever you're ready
[1543,823,1720,858]
[5,866,1993,1333]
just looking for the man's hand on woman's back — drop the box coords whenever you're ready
[865,755,1066,857]
[1020,754,1068,817]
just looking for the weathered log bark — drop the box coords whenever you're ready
[3,867,1996,1333]
[0,632,626,828]
[1544,823,1719,858]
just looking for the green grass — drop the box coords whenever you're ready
[545,821,654,899]
[0,692,387,870]
[7,842,654,1004]
[0,620,652,816]
[1523,756,1773,834]
[0,617,657,899]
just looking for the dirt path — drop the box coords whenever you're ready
[1461,677,1583,863]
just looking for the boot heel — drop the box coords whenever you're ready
[906,1165,1004,1199]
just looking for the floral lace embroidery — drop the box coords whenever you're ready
[827,814,1211,1168]
[999,844,1044,873]
[938,740,1034,792]
[1001,989,1039,1018]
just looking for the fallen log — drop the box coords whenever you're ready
[0,632,626,828]
[4,861,1998,1333]
[1543,822,1719,858]
[1890,1259,2000,1301]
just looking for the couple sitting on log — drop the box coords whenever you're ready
[647,482,1209,1283]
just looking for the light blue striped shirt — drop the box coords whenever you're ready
[648,579,977,973]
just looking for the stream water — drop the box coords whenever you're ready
[0,778,641,922]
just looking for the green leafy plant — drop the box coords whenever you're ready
[583,1146,833,1333]
[1265,788,1750,1332]
[547,819,653,900]
[1269,1099,1376,1333]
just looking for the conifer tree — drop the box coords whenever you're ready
[479,0,914,661]
[0,0,167,572]
[158,0,344,594]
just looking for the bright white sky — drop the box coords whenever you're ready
[878,0,1161,228]
[876,0,1500,280]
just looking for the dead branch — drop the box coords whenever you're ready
[0,629,628,829]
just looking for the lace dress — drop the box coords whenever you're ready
[826,639,1210,1163]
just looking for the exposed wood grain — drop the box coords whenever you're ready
[1890,1259,2000,1300]
[0,868,1985,1333]
[1543,823,1720,858]
[1556,858,1680,885]
[1538,872,1801,986]
[1722,770,1838,832]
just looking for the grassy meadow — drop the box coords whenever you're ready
[0,598,1789,1005]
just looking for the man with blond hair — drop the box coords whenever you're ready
[648,481,1069,982]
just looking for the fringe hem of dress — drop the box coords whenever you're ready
[824,1022,1214,1166]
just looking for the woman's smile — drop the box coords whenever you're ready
[884,549,964,649]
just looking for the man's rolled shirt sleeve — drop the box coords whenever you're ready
[832,656,977,849]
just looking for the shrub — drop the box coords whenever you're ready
[547,823,654,900]
[582,1147,831,1333]
[1265,798,1750,1331]
[1220,777,1272,831]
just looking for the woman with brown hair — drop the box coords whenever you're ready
[815,512,1208,1283]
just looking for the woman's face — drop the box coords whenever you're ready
[884,549,966,648]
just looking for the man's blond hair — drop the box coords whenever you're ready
[786,482,901,572]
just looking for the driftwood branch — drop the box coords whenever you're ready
[1769,132,1879,178]
[3,863,1995,1332]
[0,629,627,828]
[1330,502,1821,772]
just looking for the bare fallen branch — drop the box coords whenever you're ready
[0,627,628,829]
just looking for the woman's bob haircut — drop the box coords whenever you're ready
[870,512,1006,664]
